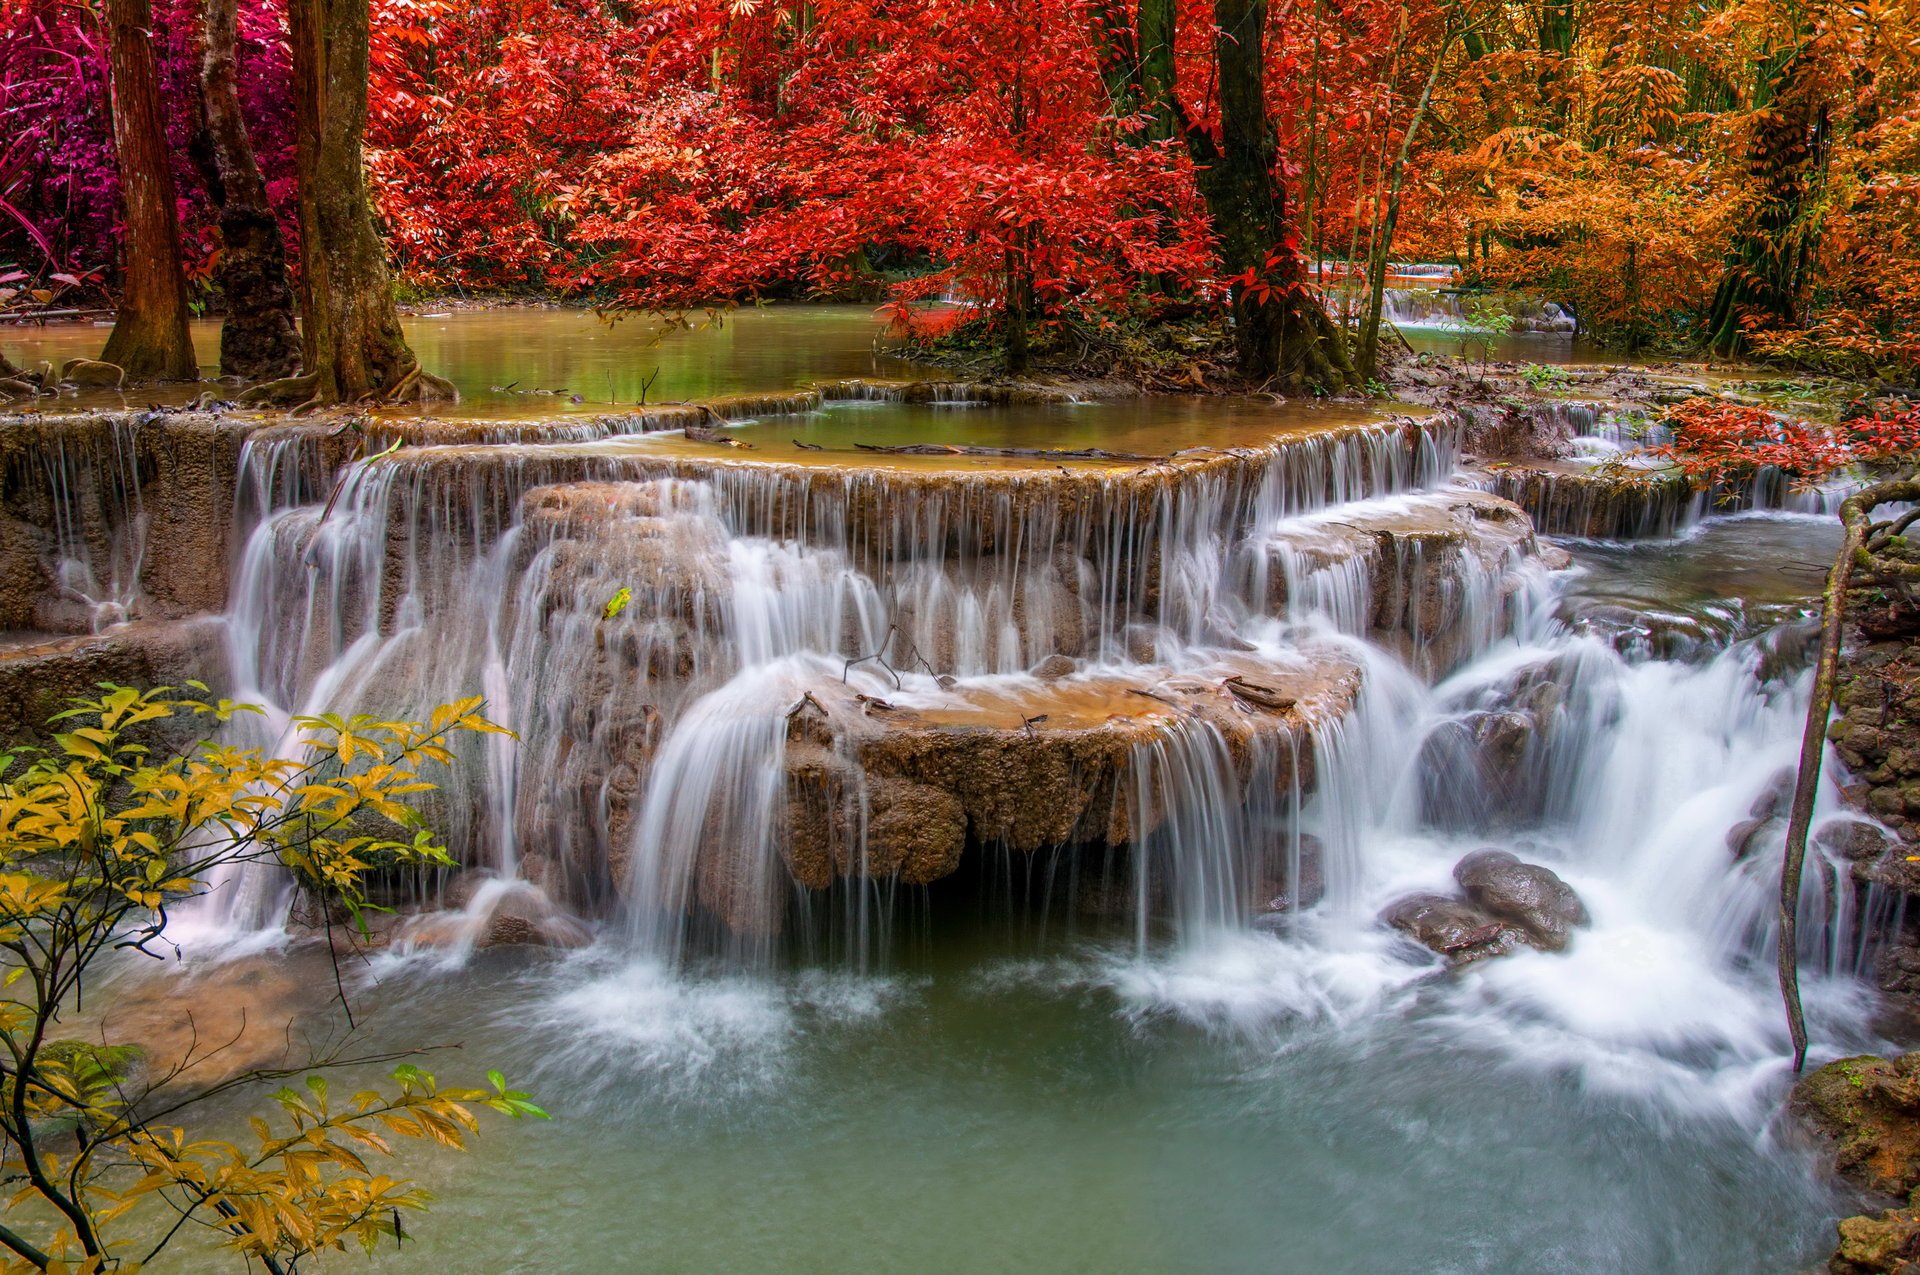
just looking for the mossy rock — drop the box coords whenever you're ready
[1792,1053,1920,1198]
[1828,1204,1920,1274]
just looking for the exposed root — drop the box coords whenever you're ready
[238,371,320,408]
[377,360,457,405]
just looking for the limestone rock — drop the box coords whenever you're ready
[864,778,966,884]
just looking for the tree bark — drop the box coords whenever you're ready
[1187,0,1353,391]
[99,0,199,381]
[1137,0,1176,141]
[201,0,301,381]
[247,0,452,408]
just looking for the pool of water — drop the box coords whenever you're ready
[119,914,1849,1275]
[2,305,920,414]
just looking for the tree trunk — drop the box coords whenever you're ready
[1137,0,1176,141]
[1705,48,1830,359]
[248,0,452,408]
[201,0,301,381]
[99,0,198,382]
[1358,29,1451,382]
[1189,0,1353,391]
[1005,243,1031,375]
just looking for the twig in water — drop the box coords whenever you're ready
[843,626,906,690]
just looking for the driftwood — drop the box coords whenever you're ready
[684,423,751,447]
[852,441,1161,462]
[1222,675,1296,714]
[1780,476,1920,1071]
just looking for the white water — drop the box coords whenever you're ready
[149,399,1886,1164]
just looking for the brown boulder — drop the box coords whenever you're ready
[1453,848,1589,951]
[1380,892,1522,964]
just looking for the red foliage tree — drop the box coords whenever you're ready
[1652,396,1920,488]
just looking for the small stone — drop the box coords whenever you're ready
[1726,816,1776,860]
[1750,766,1797,819]
[1817,819,1895,864]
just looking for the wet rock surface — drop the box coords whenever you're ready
[1793,1054,1920,1199]
[1381,892,1523,964]
[1794,1054,1920,1274]
[1256,489,1547,675]
[1833,643,1920,846]
[1383,848,1588,962]
[1452,849,1589,951]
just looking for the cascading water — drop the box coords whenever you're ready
[23,351,1890,1269]
[159,393,1879,1153]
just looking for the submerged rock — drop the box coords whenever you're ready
[60,358,126,388]
[1452,848,1589,951]
[1725,816,1777,861]
[1253,832,1325,915]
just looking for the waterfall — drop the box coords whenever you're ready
[137,388,1873,1093]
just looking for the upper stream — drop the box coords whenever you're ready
[23,309,1883,1272]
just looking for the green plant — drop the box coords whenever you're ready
[0,685,543,1274]
[1520,362,1571,393]
[1443,296,1517,373]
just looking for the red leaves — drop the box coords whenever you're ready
[1651,397,1920,488]
[362,0,1215,315]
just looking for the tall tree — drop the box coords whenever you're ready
[201,0,301,380]
[249,0,453,407]
[98,0,197,381]
[1704,44,1831,358]
[1358,16,1457,381]
[1186,0,1355,390]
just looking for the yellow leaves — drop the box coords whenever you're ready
[0,691,531,1267]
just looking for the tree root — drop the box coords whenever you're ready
[237,371,321,412]
[234,360,457,414]
[382,360,458,406]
